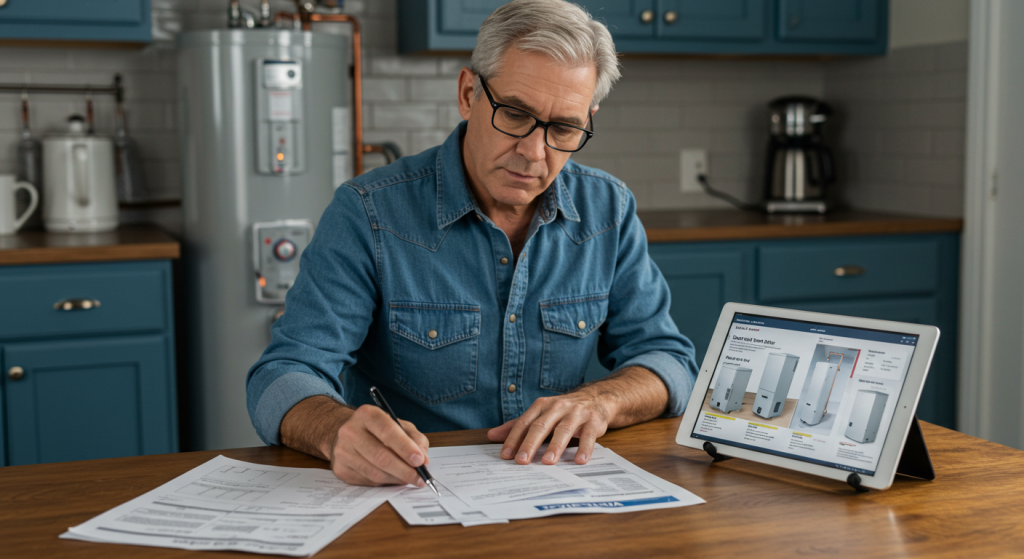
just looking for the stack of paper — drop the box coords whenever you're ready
[388,443,704,527]
[61,455,408,557]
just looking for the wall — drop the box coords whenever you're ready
[0,0,969,225]
[890,0,969,50]
[823,41,968,217]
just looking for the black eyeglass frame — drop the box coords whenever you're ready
[477,77,595,153]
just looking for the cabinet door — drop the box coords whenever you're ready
[777,0,881,42]
[654,249,746,365]
[657,0,765,40]
[0,0,150,42]
[439,0,506,33]
[581,1,657,39]
[3,335,176,466]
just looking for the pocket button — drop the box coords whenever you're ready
[428,329,437,339]
[577,320,586,329]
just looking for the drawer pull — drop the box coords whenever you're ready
[8,366,24,380]
[833,265,866,277]
[53,298,102,311]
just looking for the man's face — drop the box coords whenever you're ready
[458,48,597,210]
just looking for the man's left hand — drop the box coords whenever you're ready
[486,366,669,465]
[487,391,610,466]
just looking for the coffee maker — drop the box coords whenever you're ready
[764,96,835,213]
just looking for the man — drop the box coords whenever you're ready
[247,0,698,489]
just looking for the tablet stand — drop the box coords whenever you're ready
[704,415,935,494]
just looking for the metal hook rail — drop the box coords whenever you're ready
[0,74,124,101]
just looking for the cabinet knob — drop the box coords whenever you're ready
[53,298,102,311]
[8,366,24,380]
[0,0,8,7]
[834,265,866,277]
[664,10,678,24]
[640,9,655,24]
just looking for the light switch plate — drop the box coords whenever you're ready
[680,149,708,193]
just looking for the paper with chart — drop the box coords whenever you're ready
[388,443,704,526]
[60,455,407,556]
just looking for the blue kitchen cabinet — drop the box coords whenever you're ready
[777,0,880,43]
[0,260,177,466]
[0,0,151,43]
[588,232,958,429]
[399,0,886,55]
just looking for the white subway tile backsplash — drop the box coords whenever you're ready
[363,77,408,102]
[409,130,449,154]
[409,78,457,102]
[373,103,439,129]
[371,56,438,77]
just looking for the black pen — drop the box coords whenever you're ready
[369,386,440,497]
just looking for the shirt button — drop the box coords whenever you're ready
[578,320,586,330]
[428,329,438,339]
[509,314,516,323]
[500,257,508,265]
[508,384,516,393]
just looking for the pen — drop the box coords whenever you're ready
[369,386,440,497]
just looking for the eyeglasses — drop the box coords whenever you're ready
[478,77,594,153]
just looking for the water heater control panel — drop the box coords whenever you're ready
[253,219,314,304]
[256,59,305,175]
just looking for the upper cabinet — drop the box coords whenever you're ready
[0,0,152,44]
[398,0,887,56]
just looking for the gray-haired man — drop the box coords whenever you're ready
[247,0,698,488]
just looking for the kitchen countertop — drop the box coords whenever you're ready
[638,209,963,243]
[0,225,180,266]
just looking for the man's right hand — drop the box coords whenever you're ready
[280,396,430,487]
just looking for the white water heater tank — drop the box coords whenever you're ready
[845,390,888,443]
[754,353,800,419]
[800,362,839,425]
[711,364,752,413]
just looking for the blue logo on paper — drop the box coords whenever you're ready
[534,496,679,511]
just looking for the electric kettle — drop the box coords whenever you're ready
[42,115,119,232]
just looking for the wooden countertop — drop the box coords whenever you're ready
[2,417,1022,558]
[0,225,180,266]
[639,209,963,243]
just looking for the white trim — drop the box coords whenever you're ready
[960,0,1009,440]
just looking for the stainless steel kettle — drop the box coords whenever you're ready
[764,96,835,214]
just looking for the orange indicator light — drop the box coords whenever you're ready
[276,152,285,161]
[259,277,266,288]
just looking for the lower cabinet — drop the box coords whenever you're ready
[0,260,178,466]
[589,232,960,429]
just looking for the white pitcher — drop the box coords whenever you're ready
[0,174,38,235]
[42,115,119,233]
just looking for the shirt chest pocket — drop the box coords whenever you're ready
[539,293,608,393]
[390,302,480,405]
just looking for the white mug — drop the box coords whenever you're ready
[0,175,39,235]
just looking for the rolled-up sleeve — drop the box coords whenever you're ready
[246,184,379,444]
[599,189,699,417]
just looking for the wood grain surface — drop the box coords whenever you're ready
[0,225,179,265]
[637,209,963,243]
[1,418,1021,558]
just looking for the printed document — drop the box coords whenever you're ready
[60,455,406,556]
[388,443,704,525]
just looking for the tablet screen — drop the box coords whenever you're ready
[690,312,919,476]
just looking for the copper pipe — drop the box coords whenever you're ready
[274,11,364,175]
[309,13,363,175]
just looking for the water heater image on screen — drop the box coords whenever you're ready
[754,353,800,419]
[800,362,839,425]
[845,390,889,443]
[711,364,752,413]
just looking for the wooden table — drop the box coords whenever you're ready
[2,418,1022,558]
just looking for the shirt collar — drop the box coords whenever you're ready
[435,122,581,229]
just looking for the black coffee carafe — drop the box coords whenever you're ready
[764,96,835,214]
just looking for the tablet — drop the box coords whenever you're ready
[675,303,939,490]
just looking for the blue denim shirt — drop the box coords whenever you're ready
[246,123,698,444]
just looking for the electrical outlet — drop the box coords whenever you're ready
[680,149,708,193]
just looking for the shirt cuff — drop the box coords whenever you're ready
[613,350,695,417]
[250,371,347,445]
